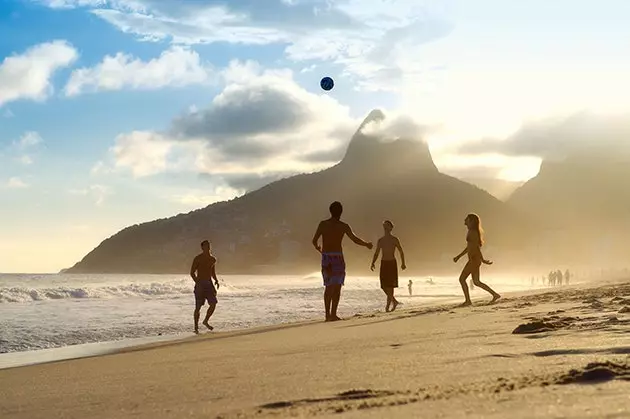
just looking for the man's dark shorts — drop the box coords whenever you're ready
[194,280,218,308]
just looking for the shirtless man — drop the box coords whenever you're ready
[190,240,220,334]
[312,201,373,321]
[371,220,406,312]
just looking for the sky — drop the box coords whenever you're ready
[2,0,630,273]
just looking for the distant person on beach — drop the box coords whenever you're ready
[548,271,555,287]
[312,201,373,321]
[556,269,563,286]
[190,240,220,334]
[371,220,407,312]
[453,213,500,306]
[408,280,413,296]
[565,269,571,285]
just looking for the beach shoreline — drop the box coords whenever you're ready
[2,279,629,418]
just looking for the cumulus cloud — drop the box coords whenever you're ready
[15,131,43,149]
[360,113,433,143]
[6,132,44,165]
[105,60,358,188]
[458,113,630,160]
[6,177,29,188]
[170,186,239,207]
[68,184,111,205]
[0,41,77,107]
[65,46,213,96]
[33,0,452,92]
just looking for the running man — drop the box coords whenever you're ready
[190,240,220,334]
[312,201,373,321]
[371,220,406,312]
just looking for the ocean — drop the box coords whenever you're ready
[0,272,541,356]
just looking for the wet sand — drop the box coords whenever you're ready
[1,281,629,418]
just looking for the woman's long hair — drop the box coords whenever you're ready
[466,213,484,247]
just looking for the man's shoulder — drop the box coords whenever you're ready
[321,218,348,227]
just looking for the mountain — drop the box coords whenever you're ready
[67,110,533,275]
[507,149,630,266]
[461,178,524,201]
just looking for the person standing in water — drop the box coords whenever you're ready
[371,220,407,312]
[312,201,373,321]
[408,280,413,296]
[190,240,220,334]
[453,213,500,306]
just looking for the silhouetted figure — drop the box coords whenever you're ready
[408,280,413,296]
[548,271,555,287]
[371,220,406,312]
[453,213,500,306]
[565,269,571,285]
[190,240,220,334]
[312,201,373,321]
[556,269,563,286]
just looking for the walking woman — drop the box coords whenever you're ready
[453,213,500,306]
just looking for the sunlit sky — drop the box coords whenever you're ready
[2,0,630,273]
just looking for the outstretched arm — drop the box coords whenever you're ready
[344,224,372,249]
[312,222,323,252]
[370,240,381,270]
[190,257,199,282]
[395,238,406,269]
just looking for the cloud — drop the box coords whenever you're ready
[106,60,358,184]
[33,0,453,92]
[433,153,542,183]
[15,131,43,149]
[8,132,43,165]
[360,113,433,143]
[6,177,29,188]
[457,113,630,160]
[0,41,77,107]
[64,46,213,96]
[18,155,33,165]
[68,184,111,205]
[170,186,239,207]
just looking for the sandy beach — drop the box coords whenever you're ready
[1,280,629,419]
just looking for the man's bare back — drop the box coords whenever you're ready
[313,218,372,253]
[317,218,350,253]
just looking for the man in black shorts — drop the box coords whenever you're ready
[371,220,406,312]
[190,240,220,334]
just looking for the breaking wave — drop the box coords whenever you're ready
[0,280,243,303]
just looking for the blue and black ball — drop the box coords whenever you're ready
[320,76,334,91]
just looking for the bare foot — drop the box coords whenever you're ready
[491,294,501,303]
[459,301,472,307]
[391,300,399,312]
[202,321,214,331]
[330,315,343,322]
[193,329,199,334]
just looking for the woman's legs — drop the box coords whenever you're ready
[459,262,473,305]
[471,265,501,301]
